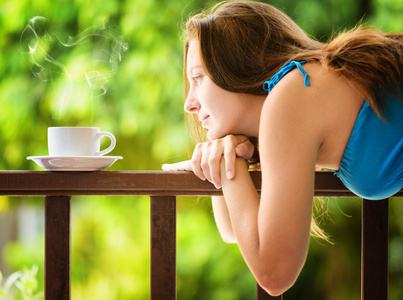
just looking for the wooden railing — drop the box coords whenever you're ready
[0,171,397,300]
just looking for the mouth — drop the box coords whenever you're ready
[199,115,209,122]
[200,115,210,127]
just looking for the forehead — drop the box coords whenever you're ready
[187,39,202,72]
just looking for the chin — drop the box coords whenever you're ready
[206,131,227,141]
[206,131,218,141]
[206,132,214,141]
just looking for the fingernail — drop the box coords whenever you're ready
[214,183,221,189]
[227,171,234,179]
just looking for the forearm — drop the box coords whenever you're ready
[220,158,261,263]
[212,196,237,243]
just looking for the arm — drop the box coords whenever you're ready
[220,159,314,296]
[220,76,324,295]
[212,196,237,243]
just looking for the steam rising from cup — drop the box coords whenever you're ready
[20,16,128,121]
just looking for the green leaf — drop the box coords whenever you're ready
[4,271,21,290]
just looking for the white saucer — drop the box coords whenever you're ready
[27,155,123,171]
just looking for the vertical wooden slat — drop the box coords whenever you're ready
[45,196,71,300]
[361,198,388,300]
[257,283,283,299]
[150,196,176,300]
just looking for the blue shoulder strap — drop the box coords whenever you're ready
[263,61,310,93]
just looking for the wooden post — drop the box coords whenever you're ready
[45,196,71,300]
[257,283,283,299]
[361,198,388,300]
[150,196,177,300]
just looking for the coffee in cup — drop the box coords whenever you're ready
[48,127,116,156]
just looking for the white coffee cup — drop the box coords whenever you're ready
[48,127,116,156]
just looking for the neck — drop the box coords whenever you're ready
[240,94,266,137]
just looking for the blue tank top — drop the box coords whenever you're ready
[263,61,403,200]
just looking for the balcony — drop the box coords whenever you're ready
[0,170,396,299]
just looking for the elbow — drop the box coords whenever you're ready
[219,229,237,244]
[253,248,306,295]
[216,224,238,244]
[255,268,298,296]
[257,276,294,296]
[222,235,237,244]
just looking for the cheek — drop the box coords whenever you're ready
[200,80,224,107]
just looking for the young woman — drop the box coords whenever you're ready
[162,1,403,295]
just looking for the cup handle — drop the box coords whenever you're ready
[96,132,116,156]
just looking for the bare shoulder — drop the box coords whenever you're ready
[260,62,341,148]
[261,61,363,170]
[266,62,361,115]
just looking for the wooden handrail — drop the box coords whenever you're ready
[0,171,394,299]
[2,170,395,197]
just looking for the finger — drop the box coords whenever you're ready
[209,143,222,188]
[224,143,236,180]
[162,160,192,171]
[191,144,207,181]
[199,146,212,182]
[235,138,255,159]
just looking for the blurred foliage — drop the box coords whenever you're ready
[0,265,43,300]
[0,0,402,299]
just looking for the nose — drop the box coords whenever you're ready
[184,92,200,113]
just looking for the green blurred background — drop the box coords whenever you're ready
[0,0,402,299]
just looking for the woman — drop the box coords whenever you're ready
[162,1,403,295]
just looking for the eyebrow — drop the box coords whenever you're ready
[187,65,203,75]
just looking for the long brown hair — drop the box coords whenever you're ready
[184,1,403,121]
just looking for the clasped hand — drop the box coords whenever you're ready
[162,135,254,189]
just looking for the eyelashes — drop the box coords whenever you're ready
[192,75,202,85]
[193,76,201,84]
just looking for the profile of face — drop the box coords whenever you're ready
[184,39,251,141]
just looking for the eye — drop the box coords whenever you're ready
[192,75,202,85]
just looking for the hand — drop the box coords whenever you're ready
[162,135,255,189]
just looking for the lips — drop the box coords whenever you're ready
[200,115,210,127]
[199,115,209,122]
[199,114,209,122]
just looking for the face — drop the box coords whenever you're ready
[184,39,252,140]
